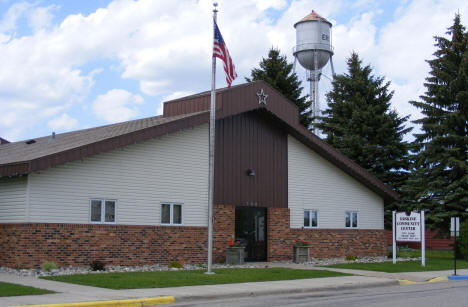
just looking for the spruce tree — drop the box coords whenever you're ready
[317,52,412,194]
[246,48,311,128]
[404,15,468,230]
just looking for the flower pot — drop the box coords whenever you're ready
[294,246,310,263]
[226,247,245,265]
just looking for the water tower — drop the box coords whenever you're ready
[293,10,335,132]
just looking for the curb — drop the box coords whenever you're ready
[448,275,468,281]
[427,276,448,283]
[11,296,175,307]
[399,276,449,285]
[175,279,399,302]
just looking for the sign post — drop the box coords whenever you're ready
[421,211,425,266]
[392,211,396,264]
[393,211,425,266]
[451,217,460,276]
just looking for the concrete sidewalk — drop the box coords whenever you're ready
[0,267,466,306]
[323,268,468,282]
[266,262,468,282]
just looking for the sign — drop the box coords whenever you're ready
[392,211,425,266]
[451,217,460,237]
[395,212,421,242]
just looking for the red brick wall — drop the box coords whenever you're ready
[291,228,387,258]
[0,205,385,268]
[267,207,293,261]
[266,208,386,260]
[0,223,208,269]
[213,204,235,263]
[0,205,235,269]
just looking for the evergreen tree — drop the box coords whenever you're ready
[317,52,412,194]
[404,15,468,230]
[246,48,311,128]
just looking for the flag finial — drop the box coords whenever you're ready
[213,2,218,12]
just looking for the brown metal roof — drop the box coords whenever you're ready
[0,80,398,202]
[294,10,332,27]
[0,137,9,144]
[0,111,209,177]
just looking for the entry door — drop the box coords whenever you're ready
[235,207,267,261]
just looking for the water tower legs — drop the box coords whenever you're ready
[330,54,335,77]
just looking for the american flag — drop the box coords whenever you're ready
[213,20,237,87]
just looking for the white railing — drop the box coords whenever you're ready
[293,43,334,54]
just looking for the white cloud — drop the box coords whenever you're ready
[254,0,288,11]
[0,1,31,33]
[47,113,79,131]
[1,0,467,142]
[28,5,57,31]
[156,90,195,115]
[162,91,194,102]
[92,89,144,123]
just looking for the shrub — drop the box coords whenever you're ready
[168,261,183,269]
[345,255,358,261]
[90,260,106,271]
[457,220,468,260]
[295,239,310,247]
[41,261,58,272]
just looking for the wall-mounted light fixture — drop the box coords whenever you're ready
[247,169,256,176]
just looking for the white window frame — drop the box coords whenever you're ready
[160,202,184,226]
[345,211,358,228]
[89,199,117,224]
[304,209,319,228]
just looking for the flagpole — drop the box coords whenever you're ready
[206,1,218,275]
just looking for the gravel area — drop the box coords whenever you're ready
[0,256,419,277]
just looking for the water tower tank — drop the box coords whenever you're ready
[294,10,333,71]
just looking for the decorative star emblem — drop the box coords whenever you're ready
[257,88,268,105]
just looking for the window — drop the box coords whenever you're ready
[90,199,116,223]
[304,210,318,228]
[161,203,183,225]
[345,211,358,228]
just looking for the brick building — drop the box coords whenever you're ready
[0,81,397,268]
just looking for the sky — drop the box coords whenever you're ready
[0,0,467,142]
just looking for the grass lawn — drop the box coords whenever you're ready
[327,250,468,273]
[0,281,53,297]
[42,268,350,289]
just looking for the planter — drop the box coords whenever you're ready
[226,247,245,265]
[294,246,310,263]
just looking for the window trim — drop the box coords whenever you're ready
[304,209,319,228]
[89,199,117,224]
[345,211,358,229]
[160,202,184,226]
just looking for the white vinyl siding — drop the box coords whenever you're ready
[288,135,384,229]
[27,124,209,226]
[0,176,28,222]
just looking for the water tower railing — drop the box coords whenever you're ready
[293,43,334,54]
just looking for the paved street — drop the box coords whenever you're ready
[1,268,467,306]
[172,280,468,307]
